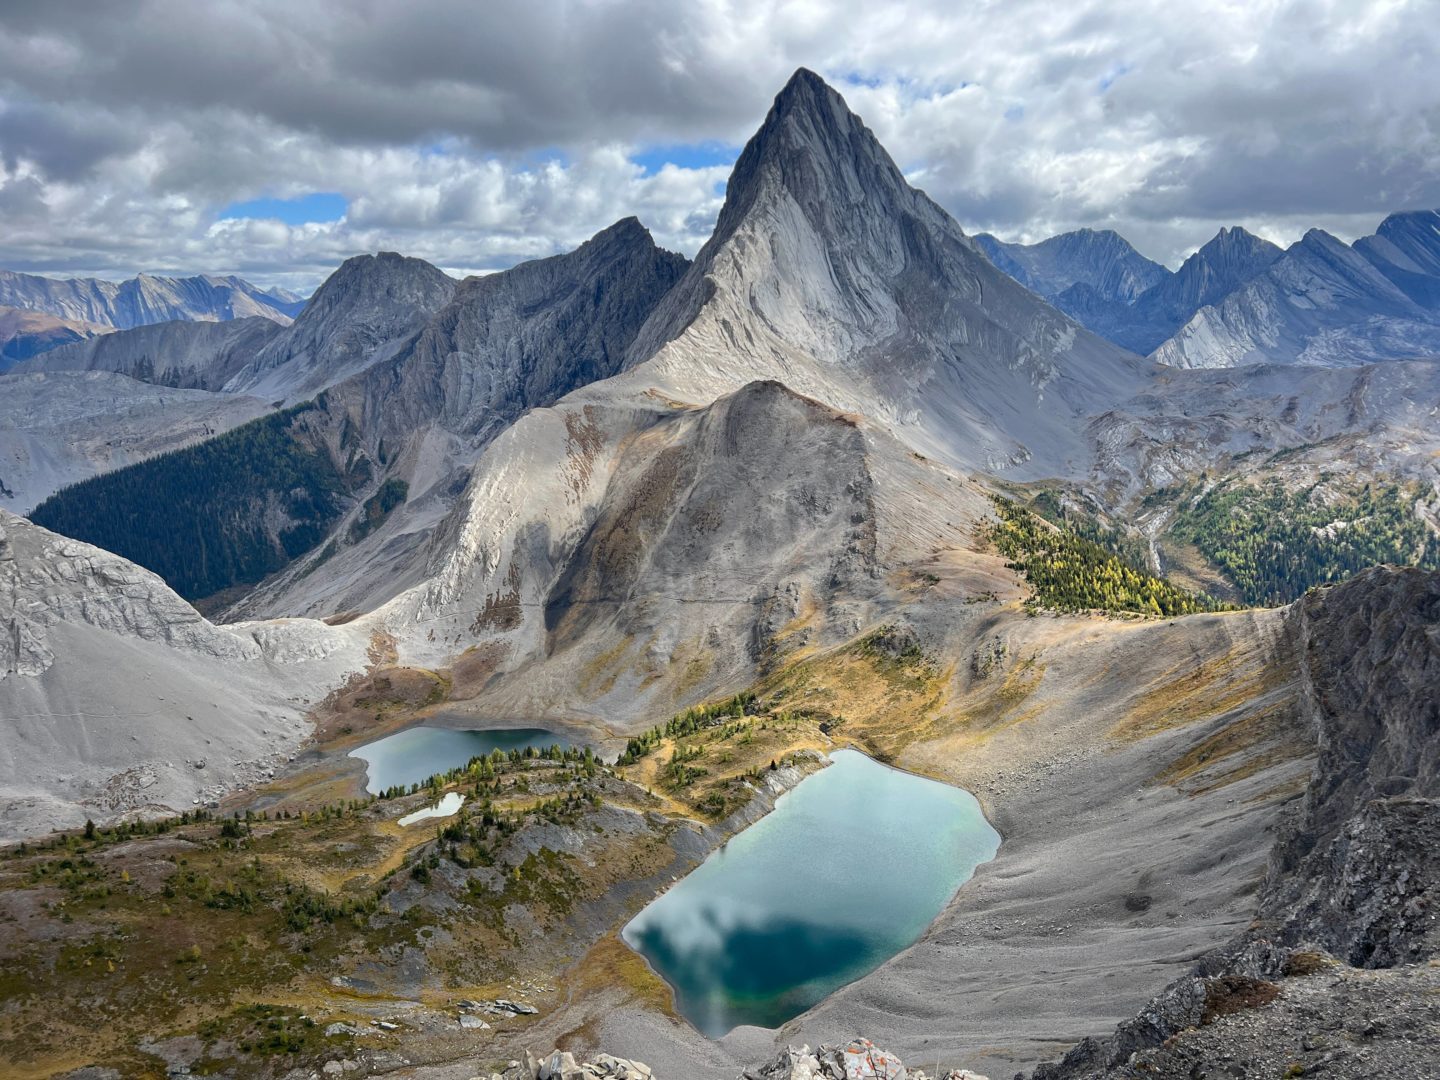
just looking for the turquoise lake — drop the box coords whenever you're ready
[621,748,1000,1038]
[349,726,567,794]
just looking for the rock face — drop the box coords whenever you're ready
[366,218,687,441]
[224,251,457,400]
[975,229,1169,307]
[0,269,302,330]
[23,220,686,618]
[978,213,1440,367]
[1116,226,1283,353]
[1027,566,1440,1078]
[221,218,687,618]
[975,229,1170,349]
[1352,208,1440,308]
[19,315,284,390]
[1265,565,1440,965]
[373,377,990,724]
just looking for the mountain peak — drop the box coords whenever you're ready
[707,67,919,257]
[771,66,832,111]
[589,215,651,247]
[1194,225,1282,267]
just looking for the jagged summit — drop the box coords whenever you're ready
[213,217,688,619]
[1190,226,1278,274]
[1080,225,1288,353]
[1153,220,1440,369]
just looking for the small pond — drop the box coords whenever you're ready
[349,725,567,795]
[621,748,1000,1038]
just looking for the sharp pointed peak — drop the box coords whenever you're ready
[774,67,832,102]
[710,66,911,240]
[757,67,857,136]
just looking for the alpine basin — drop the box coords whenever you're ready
[622,748,1000,1037]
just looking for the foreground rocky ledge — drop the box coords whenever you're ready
[482,1038,988,1080]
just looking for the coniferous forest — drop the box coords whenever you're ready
[989,497,1226,617]
[30,404,356,601]
[1168,478,1440,606]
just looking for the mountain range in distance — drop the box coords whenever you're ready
[978,207,1440,365]
[0,268,305,373]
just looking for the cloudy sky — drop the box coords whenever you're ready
[1,0,1436,292]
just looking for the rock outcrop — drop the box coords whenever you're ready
[1027,566,1440,1078]
[483,1039,991,1080]
[741,1039,966,1080]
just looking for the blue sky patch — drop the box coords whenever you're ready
[631,142,738,176]
[221,192,348,224]
[1099,64,1132,93]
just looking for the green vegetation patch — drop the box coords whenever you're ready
[30,402,351,599]
[989,496,1226,616]
[1168,479,1438,606]
[615,692,758,767]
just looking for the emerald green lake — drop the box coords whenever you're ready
[621,749,1000,1037]
[349,726,566,794]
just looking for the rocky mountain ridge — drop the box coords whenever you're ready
[0,268,303,331]
[27,219,687,616]
[1,67,1438,1078]
[0,508,366,837]
[223,250,458,400]
[1027,565,1440,1078]
[974,229,1171,349]
[980,211,1440,368]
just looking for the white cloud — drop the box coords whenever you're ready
[0,0,1435,288]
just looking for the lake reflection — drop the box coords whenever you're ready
[622,749,1000,1037]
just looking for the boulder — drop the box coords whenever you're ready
[841,1039,907,1080]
